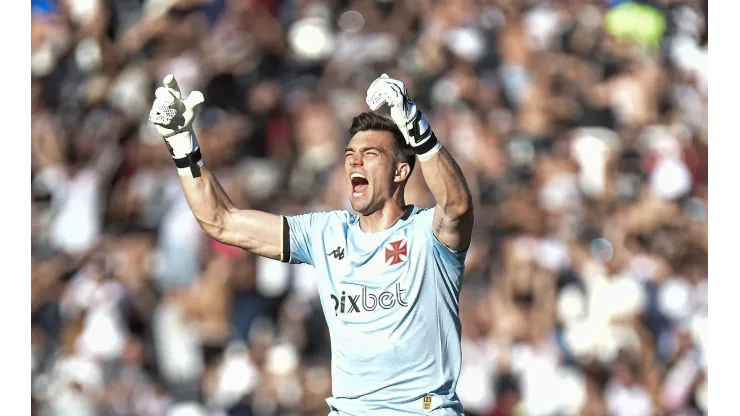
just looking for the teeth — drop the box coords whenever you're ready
[351,173,366,180]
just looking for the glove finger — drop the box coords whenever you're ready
[163,74,182,99]
[369,73,392,90]
[366,78,383,99]
[155,86,173,101]
[156,86,182,108]
[383,83,403,107]
[366,88,386,111]
[387,78,406,94]
[182,91,205,125]
[184,90,205,111]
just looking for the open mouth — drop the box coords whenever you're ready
[350,173,369,197]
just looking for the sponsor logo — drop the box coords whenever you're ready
[330,283,408,316]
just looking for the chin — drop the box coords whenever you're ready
[349,194,373,214]
[349,199,369,214]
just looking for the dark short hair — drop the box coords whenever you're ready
[348,112,416,174]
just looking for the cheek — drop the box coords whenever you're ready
[373,168,395,187]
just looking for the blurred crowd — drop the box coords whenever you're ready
[31,0,708,415]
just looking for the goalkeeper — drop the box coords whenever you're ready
[150,73,474,415]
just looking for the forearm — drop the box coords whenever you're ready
[179,166,235,238]
[419,147,473,219]
[418,144,474,251]
[179,166,284,260]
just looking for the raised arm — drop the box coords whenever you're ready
[179,166,287,260]
[417,148,474,252]
[366,74,474,251]
[149,75,288,261]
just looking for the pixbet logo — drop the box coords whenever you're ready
[330,283,409,316]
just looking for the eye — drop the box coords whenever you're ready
[365,150,379,157]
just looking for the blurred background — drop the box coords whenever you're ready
[30,0,708,415]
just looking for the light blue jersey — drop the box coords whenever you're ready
[285,205,467,415]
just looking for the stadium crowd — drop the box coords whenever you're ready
[31,0,708,415]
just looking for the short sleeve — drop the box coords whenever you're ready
[285,211,335,266]
[416,207,468,268]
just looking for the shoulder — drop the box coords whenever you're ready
[324,209,355,229]
[286,209,354,229]
[409,206,469,258]
[320,209,354,224]
[402,206,437,238]
[408,205,435,225]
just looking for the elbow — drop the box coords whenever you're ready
[200,222,224,241]
[197,209,232,241]
[445,196,474,222]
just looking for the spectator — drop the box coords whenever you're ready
[31,0,708,415]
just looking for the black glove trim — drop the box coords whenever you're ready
[408,111,438,156]
[414,131,439,156]
[174,148,203,178]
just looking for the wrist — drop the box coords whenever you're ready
[164,129,199,158]
[408,110,440,160]
[176,157,205,177]
[165,130,205,177]
[416,138,442,161]
[174,147,205,177]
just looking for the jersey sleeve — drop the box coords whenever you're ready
[284,211,335,266]
[416,207,468,268]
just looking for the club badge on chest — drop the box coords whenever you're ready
[384,238,409,266]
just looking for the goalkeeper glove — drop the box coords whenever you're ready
[149,74,206,177]
[366,73,442,161]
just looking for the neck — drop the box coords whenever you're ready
[358,195,408,234]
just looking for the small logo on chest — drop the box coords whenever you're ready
[384,239,408,266]
[327,246,345,260]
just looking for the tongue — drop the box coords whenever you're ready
[353,183,368,194]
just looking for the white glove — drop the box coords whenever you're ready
[149,74,206,177]
[366,74,441,160]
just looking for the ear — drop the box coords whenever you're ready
[393,161,411,184]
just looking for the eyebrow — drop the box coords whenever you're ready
[344,146,384,153]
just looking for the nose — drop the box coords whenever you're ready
[348,151,363,166]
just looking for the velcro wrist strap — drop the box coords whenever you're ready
[414,131,439,156]
[174,148,203,178]
[407,110,438,156]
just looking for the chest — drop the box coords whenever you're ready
[321,227,427,283]
[316,226,432,325]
